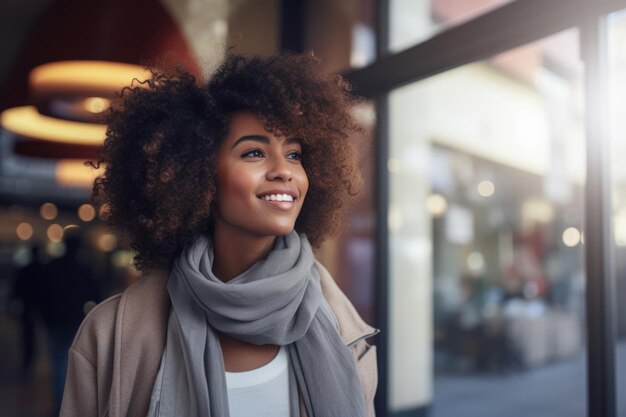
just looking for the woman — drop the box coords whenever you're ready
[60,53,378,417]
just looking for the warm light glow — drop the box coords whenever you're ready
[30,61,151,93]
[55,159,103,188]
[562,227,581,247]
[466,251,485,274]
[425,193,448,217]
[388,205,403,232]
[112,250,135,268]
[387,158,400,173]
[1,106,106,145]
[351,103,376,127]
[16,222,33,240]
[521,199,554,223]
[477,180,495,197]
[83,97,110,113]
[78,204,97,222]
[97,233,117,252]
[46,241,65,257]
[614,208,626,247]
[47,223,64,243]
[98,204,110,220]
[40,202,58,220]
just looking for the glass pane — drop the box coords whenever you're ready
[387,29,586,416]
[389,0,514,53]
[608,9,626,417]
[315,101,377,323]
[306,0,376,72]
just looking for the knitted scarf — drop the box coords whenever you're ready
[157,231,367,417]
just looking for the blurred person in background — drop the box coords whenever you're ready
[11,244,45,375]
[40,233,100,414]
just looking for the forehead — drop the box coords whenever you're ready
[225,111,300,146]
[227,111,268,136]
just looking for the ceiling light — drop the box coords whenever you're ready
[30,60,151,96]
[1,106,106,145]
[55,159,103,188]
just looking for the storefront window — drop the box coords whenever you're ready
[387,29,586,416]
[389,0,514,53]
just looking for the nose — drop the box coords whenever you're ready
[266,155,293,182]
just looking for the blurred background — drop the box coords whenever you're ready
[0,0,625,416]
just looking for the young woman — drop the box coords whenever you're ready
[60,53,378,417]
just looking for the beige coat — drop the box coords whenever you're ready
[60,262,378,417]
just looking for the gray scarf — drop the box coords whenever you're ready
[160,231,367,417]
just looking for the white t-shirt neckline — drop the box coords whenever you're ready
[225,345,288,389]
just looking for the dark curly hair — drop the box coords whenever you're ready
[92,52,362,272]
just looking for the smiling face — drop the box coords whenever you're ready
[212,111,309,240]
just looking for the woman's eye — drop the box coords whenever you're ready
[286,151,303,161]
[242,149,264,158]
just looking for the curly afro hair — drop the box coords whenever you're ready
[92,52,363,272]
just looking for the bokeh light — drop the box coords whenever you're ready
[47,223,64,243]
[562,227,581,247]
[16,222,33,240]
[426,193,448,217]
[78,203,97,222]
[83,97,110,113]
[40,202,58,220]
[387,158,400,173]
[477,180,495,197]
[97,233,117,252]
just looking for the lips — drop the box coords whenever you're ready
[260,193,294,202]
[257,190,297,202]
[257,190,298,211]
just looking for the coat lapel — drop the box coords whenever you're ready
[111,271,170,417]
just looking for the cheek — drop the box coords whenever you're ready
[218,173,252,208]
[298,168,310,203]
[218,162,269,211]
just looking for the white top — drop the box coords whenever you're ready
[225,346,291,417]
[148,311,291,417]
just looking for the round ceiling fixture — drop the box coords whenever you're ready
[30,60,152,99]
[0,60,149,186]
[1,106,106,145]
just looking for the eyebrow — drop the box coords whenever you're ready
[231,135,302,149]
[231,135,269,149]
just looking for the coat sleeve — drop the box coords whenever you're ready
[59,294,121,417]
[60,348,99,417]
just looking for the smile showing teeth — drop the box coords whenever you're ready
[261,194,294,202]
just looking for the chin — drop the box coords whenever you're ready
[273,227,296,237]
[262,223,296,237]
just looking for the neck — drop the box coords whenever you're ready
[211,223,278,282]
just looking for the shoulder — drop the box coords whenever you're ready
[70,270,170,365]
[315,260,377,346]
[70,293,122,365]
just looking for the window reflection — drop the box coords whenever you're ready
[389,0,514,52]
[431,147,585,374]
[388,29,585,416]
